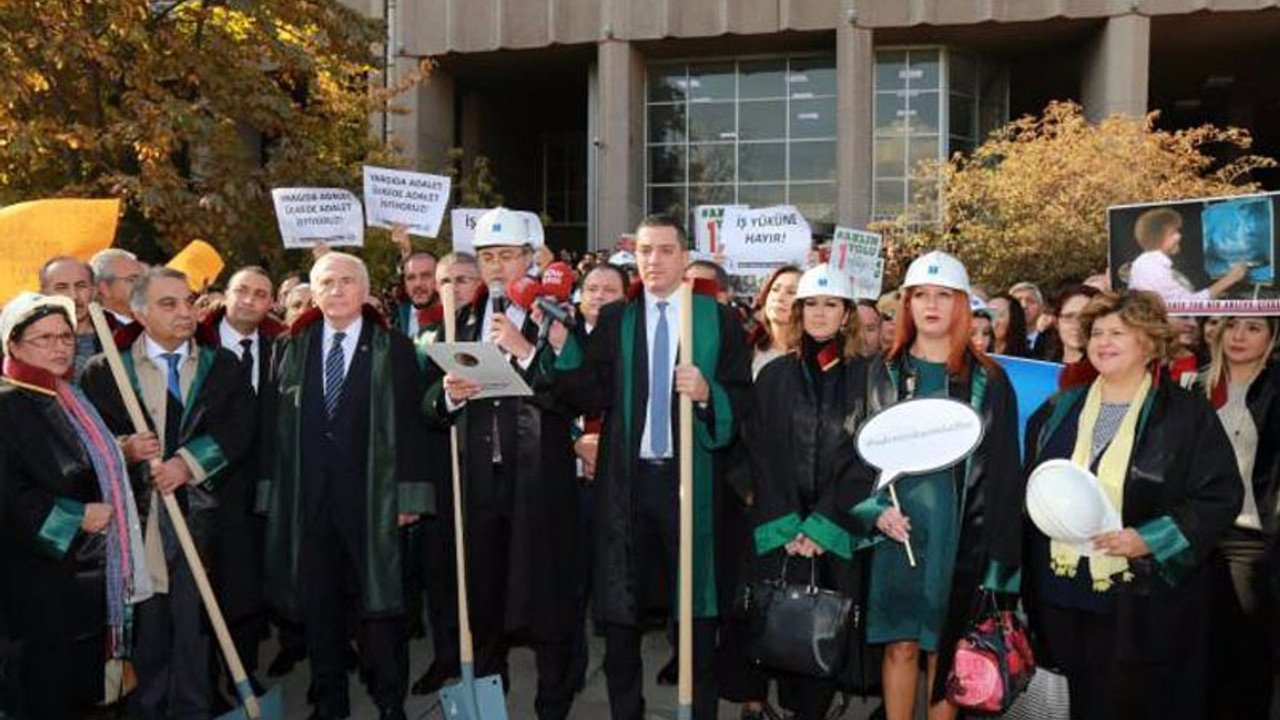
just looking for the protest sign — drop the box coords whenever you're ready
[271,188,364,248]
[718,205,811,298]
[167,240,224,291]
[423,342,533,400]
[1108,191,1280,315]
[831,226,884,300]
[0,198,119,305]
[362,166,451,238]
[693,204,746,255]
[856,398,985,492]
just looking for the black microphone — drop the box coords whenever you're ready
[535,296,574,347]
[489,281,508,314]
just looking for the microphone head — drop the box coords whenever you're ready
[541,262,577,302]
[488,281,507,311]
[506,276,542,310]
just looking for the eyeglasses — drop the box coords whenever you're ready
[20,332,76,348]
[478,250,526,264]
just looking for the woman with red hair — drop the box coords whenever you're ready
[849,251,1024,720]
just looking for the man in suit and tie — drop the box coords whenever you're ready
[547,215,752,720]
[428,208,579,720]
[260,252,432,720]
[81,266,256,720]
[194,265,286,704]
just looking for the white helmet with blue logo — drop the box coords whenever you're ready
[795,263,854,301]
[474,207,542,248]
[902,250,970,294]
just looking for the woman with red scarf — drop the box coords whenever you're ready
[0,293,151,719]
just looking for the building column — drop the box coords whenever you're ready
[389,61,456,171]
[837,23,874,229]
[1081,14,1150,120]
[594,39,645,250]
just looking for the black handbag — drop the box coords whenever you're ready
[742,556,855,678]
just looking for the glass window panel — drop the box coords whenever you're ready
[949,52,976,96]
[909,178,941,209]
[689,62,735,101]
[910,91,940,134]
[949,136,975,155]
[739,143,785,182]
[688,184,736,208]
[788,183,836,223]
[790,140,836,182]
[950,94,975,139]
[739,100,785,140]
[788,57,836,98]
[648,64,688,103]
[650,185,685,219]
[875,92,906,135]
[648,104,686,144]
[738,183,787,208]
[907,50,941,89]
[688,102,736,142]
[648,145,686,184]
[908,135,941,171]
[875,51,907,91]
[874,136,906,179]
[689,143,736,184]
[791,97,837,139]
[874,180,907,218]
[739,59,786,99]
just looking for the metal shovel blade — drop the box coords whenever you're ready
[213,685,284,720]
[440,663,508,720]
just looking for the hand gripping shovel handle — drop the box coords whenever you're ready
[677,281,694,718]
[88,304,262,719]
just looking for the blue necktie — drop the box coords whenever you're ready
[161,353,182,401]
[160,353,183,457]
[324,332,347,419]
[650,301,671,457]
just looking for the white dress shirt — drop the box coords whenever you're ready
[1129,249,1211,303]
[640,289,681,460]
[143,335,191,399]
[219,319,260,392]
[322,316,363,380]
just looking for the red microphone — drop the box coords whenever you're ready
[505,275,543,311]
[540,262,577,303]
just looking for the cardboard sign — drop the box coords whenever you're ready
[856,398,984,491]
[1108,191,1280,316]
[0,198,119,306]
[271,188,364,248]
[450,208,488,254]
[831,226,884,300]
[693,204,747,255]
[719,205,812,279]
[166,240,224,291]
[362,166,452,238]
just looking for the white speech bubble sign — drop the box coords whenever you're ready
[856,398,985,492]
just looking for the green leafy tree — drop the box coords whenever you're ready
[876,101,1276,291]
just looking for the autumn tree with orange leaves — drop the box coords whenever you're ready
[876,101,1276,291]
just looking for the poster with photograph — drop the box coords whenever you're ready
[831,227,884,300]
[1107,191,1280,316]
[719,205,812,298]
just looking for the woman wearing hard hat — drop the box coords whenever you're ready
[1022,290,1241,720]
[1198,316,1280,718]
[850,251,1023,720]
[745,264,878,719]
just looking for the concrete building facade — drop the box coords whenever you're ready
[349,0,1280,252]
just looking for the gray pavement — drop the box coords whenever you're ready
[258,626,893,719]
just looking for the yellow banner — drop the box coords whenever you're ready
[166,239,224,292]
[0,198,120,306]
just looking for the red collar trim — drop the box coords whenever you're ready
[2,357,66,392]
[289,304,389,336]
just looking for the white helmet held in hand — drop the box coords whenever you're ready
[902,250,970,294]
[796,264,854,301]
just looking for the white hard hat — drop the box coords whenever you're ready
[1,292,76,355]
[970,295,993,318]
[474,207,540,249]
[795,264,854,301]
[902,250,970,294]
[1026,459,1120,545]
[515,210,545,248]
[608,251,636,267]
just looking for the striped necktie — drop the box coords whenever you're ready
[324,331,346,419]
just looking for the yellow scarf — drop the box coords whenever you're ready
[1050,373,1150,591]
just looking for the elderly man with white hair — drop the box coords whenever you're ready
[258,252,433,720]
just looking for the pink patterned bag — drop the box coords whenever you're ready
[945,591,1036,713]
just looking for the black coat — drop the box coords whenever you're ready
[866,353,1024,702]
[0,382,107,707]
[423,297,578,641]
[747,350,880,691]
[1023,377,1242,719]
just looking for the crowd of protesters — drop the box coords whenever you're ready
[0,209,1276,720]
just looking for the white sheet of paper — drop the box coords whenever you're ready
[271,188,364,248]
[424,342,533,400]
[362,166,452,238]
[719,205,811,278]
